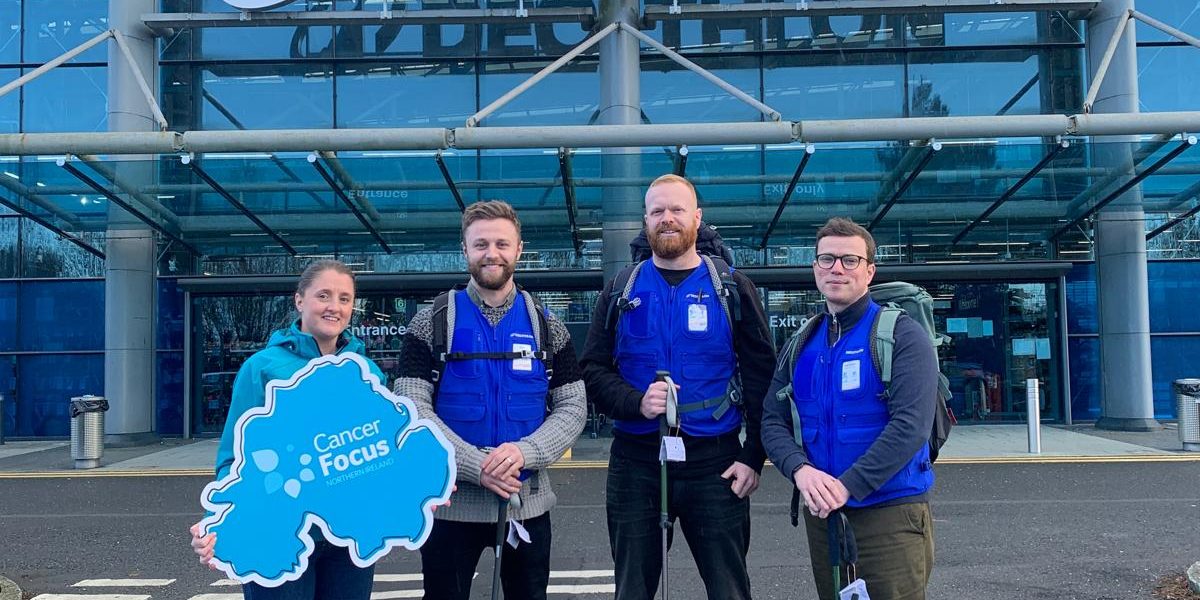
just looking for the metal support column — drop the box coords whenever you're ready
[599,0,642,282]
[1087,0,1162,431]
[104,0,160,445]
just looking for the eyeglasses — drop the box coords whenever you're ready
[815,253,869,270]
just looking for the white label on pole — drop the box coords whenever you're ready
[659,436,686,462]
[839,578,871,600]
[506,518,531,548]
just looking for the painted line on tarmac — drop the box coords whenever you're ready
[72,580,174,587]
[31,595,151,600]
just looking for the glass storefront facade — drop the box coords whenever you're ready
[2,0,1200,437]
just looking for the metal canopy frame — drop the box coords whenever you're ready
[868,141,941,231]
[673,145,689,177]
[0,170,83,228]
[1085,9,1200,113]
[434,151,467,213]
[317,151,383,222]
[142,8,597,32]
[759,144,815,251]
[0,192,105,259]
[182,154,298,256]
[58,157,202,256]
[557,148,583,257]
[953,139,1070,245]
[307,153,392,254]
[76,154,183,229]
[1051,135,1197,241]
[1146,179,1200,241]
[645,0,1098,22]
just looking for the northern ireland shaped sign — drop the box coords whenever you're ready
[199,353,455,587]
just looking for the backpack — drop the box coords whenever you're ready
[429,287,555,407]
[776,281,956,463]
[603,224,745,413]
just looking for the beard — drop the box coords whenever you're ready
[468,258,515,290]
[647,222,698,261]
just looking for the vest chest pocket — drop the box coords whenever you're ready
[435,391,486,428]
[680,294,721,340]
[618,292,658,339]
[503,393,547,442]
[447,328,484,379]
[681,353,734,382]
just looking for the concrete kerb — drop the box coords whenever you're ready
[0,575,22,600]
[1187,561,1200,594]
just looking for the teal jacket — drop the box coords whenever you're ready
[214,322,386,480]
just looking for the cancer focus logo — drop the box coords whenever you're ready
[198,353,456,587]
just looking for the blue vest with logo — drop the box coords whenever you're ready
[613,263,741,436]
[434,292,549,448]
[791,300,933,507]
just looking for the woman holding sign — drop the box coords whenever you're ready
[189,259,385,599]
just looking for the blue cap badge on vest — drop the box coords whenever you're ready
[198,353,456,587]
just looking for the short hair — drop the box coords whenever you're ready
[462,200,521,238]
[815,217,876,263]
[296,259,355,296]
[646,174,697,204]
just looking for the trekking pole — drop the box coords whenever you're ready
[655,370,679,600]
[491,493,522,600]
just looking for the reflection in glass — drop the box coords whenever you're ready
[16,353,103,437]
[1138,46,1200,113]
[908,50,1042,116]
[158,351,185,436]
[22,67,108,133]
[337,63,475,128]
[0,69,16,133]
[18,280,104,352]
[478,60,597,126]
[1151,336,1200,418]
[0,282,15,352]
[764,53,904,120]
[765,14,901,50]
[0,216,16,277]
[642,56,761,124]
[0,0,17,63]
[20,220,104,278]
[199,64,334,130]
[24,0,109,62]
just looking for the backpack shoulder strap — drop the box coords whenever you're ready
[604,261,647,334]
[870,306,903,387]
[430,290,455,383]
[700,255,742,327]
[518,288,555,379]
[778,313,824,446]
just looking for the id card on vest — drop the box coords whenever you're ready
[660,436,686,462]
[512,343,533,372]
[687,303,708,332]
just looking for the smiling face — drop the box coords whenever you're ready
[294,268,355,353]
[814,234,876,313]
[644,180,701,261]
[464,217,522,291]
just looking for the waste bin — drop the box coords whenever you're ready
[1174,379,1200,452]
[70,395,108,469]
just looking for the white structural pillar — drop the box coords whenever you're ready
[1088,0,1161,431]
[598,0,643,282]
[104,0,159,444]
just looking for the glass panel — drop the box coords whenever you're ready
[15,353,103,437]
[1151,335,1200,419]
[764,14,901,50]
[1064,262,1097,334]
[336,62,475,129]
[480,6,592,56]
[157,351,185,436]
[908,49,1043,117]
[909,12,1040,46]
[0,68,16,133]
[194,64,334,130]
[18,280,104,351]
[20,220,104,278]
[1133,0,1200,42]
[641,56,761,124]
[1138,46,1200,113]
[0,216,16,277]
[0,281,15,351]
[158,278,186,351]
[478,59,596,126]
[764,53,904,120]
[0,0,17,63]
[24,0,109,63]
[1147,261,1200,333]
[335,22,472,58]
[1067,336,1099,421]
[0,354,12,437]
[22,66,108,133]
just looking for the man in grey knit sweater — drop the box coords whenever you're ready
[393,200,587,600]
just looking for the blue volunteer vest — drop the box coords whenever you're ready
[434,291,549,448]
[792,300,933,507]
[613,263,741,436]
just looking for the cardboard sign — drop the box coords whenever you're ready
[199,353,456,587]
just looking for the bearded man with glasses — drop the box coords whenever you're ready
[761,217,939,599]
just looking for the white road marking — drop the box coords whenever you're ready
[209,579,240,586]
[372,573,423,582]
[369,592,422,599]
[72,579,175,587]
[32,595,151,600]
[550,570,615,579]
[548,583,616,594]
[188,595,244,600]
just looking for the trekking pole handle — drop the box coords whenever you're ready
[655,370,679,429]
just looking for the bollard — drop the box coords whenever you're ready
[1026,378,1041,454]
[1174,379,1200,452]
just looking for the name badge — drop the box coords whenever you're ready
[512,343,533,372]
[687,304,708,333]
[841,360,861,392]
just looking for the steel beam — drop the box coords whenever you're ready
[0,193,105,259]
[867,142,941,231]
[318,151,383,222]
[644,0,1098,22]
[557,148,583,256]
[0,30,113,100]
[434,151,466,212]
[182,155,298,255]
[77,154,183,228]
[953,140,1070,245]
[759,144,815,250]
[1051,136,1197,240]
[308,154,392,254]
[455,122,797,148]
[1063,134,1174,214]
[58,159,202,256]
[1130,10,1200,52]
[0,171,85,228]
[673,145,689,177]
[142,8,597,31]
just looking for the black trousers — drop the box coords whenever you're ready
[420,512,552,600]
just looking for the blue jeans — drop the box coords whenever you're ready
[242,540,375,600]
[606,454,753,600]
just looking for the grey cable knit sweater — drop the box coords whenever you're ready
[393,283,587,523]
